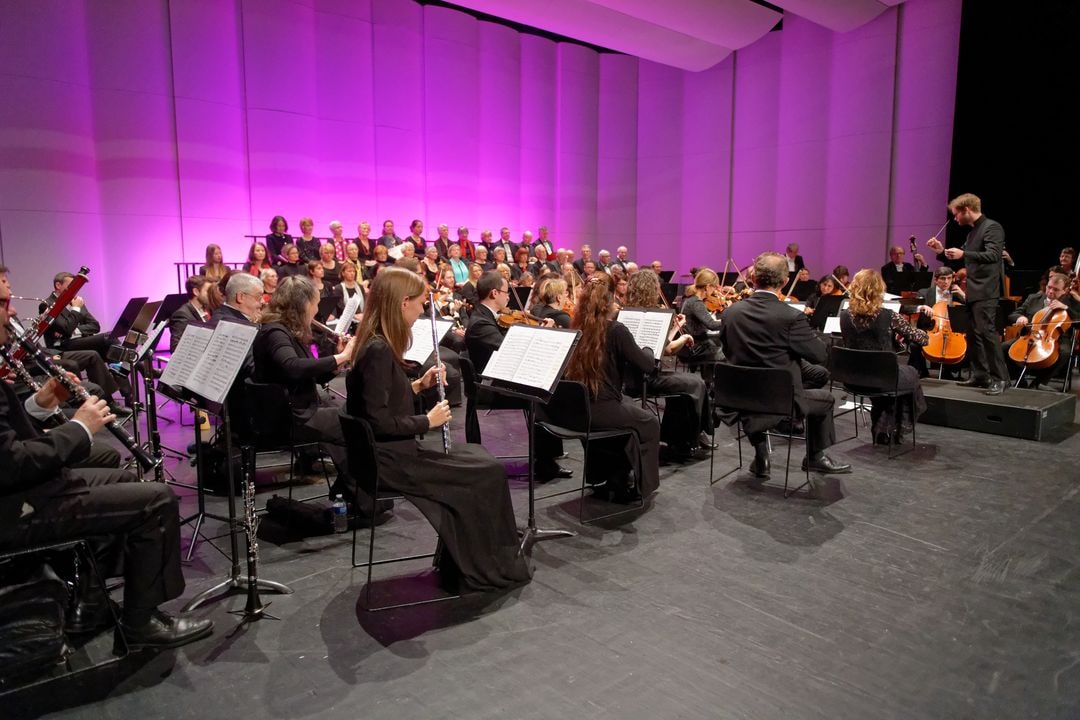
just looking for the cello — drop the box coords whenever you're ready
[1007,304,1072,370]
[921,300,967,366]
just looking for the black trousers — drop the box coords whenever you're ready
[0,469,185,613]
[746,363,836,457]
[967,299,1009,382]
[648,371,712,450]
[58,348,132,403]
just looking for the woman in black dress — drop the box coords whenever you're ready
[565,274,661,502]
[840,269,928,445]
[529,277,572,329]
[346,268,531,592]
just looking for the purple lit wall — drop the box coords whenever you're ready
[0,0,960,319]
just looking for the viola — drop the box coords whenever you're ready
[1007,305,1072,369]
[922,300,967,365]
[497,309,543,328]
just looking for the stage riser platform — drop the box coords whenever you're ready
[920,378,1076,441]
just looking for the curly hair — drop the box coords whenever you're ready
[846,269,884,318]
[566,273,614,398]
[260,276,318,343]
[626,269,662,308]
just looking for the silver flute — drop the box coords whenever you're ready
[5,320,161,472]
[428,292,451,454]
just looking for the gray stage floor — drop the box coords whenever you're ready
[17,378,1080,719]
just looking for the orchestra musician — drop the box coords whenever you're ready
[265,215,291,264]
[295,218,321,262]
[346,268,531,592]
[0,302,214,650]
[564,273,661,502]
[802,275,837,315]
[168,275,212,353]
[880,245,928,295]
[784,243,805,279]
[1002,272,1080,389]
[252,276,384,519]
[464,271,570,481]
[678,268,724,364]
[718,252,851,478]
[626,269,716,461]
[331,261,366,322]
[529,278,572,329]
[840,269,928,445]
[927,193,1010,395]
[908,266,965,379]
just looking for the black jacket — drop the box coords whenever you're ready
[252,322,337,422]
[464,305,505,373]
[168,301,205,353]
[936,215,1005,302]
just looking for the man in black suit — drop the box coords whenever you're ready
[718,252,851,477]
[784,243,805,280]
[0,303,212,649]
[881,244,928,295]
[1002,272,1080,388]
[493,227,517,262]
[168,274,213,353]
[610,246,631,274]
[927,193,1010,394]
[572,245,594,276]
[464,271,569,480]
[532,227,554,257]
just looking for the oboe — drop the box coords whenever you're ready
[6,321,161,472]
[0,344,44,392]
[428,292,451,453]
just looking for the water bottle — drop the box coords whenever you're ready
[332,494,348,534]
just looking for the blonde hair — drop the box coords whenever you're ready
[351,268,426,365]
[847,269,885,317]
[689,268,719,297]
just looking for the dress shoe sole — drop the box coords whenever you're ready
[801,463,852,475]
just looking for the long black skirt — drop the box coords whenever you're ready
[375,440,531,593]
[582,398,661,498]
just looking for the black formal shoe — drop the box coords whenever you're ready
[697,432,718,449]
[120,610,213,650]
[537,462,573,481]
[684,446,711,462]
[957,377,988,388]
[801,454,852,474]
[874,432,892,446]
[749,446,771,478]
[984,381,1006,396]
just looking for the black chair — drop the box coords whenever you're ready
[0,540,127,696]
[828,346,916,459]
[338,412,458,611]
[535,381,642,524]
[712,364,811,498]
[243,379,331,502]
[460,355,528,467]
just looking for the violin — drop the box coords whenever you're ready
[1007,305,1073,369]
[704,287,729,314]
[922,300,967,365]
[497,309,543,328]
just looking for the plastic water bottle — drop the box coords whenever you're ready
[332,495,348,534]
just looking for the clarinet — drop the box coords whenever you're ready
[428,292,451,453]
[6,321,161,472]
[0,344,44,393]
[240,450,265,615]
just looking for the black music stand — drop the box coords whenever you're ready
[107,297,149,341]
[809,294,845,332]
[479,325,580,554]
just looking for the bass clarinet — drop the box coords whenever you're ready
[428,292,451,453]
[5,319,161,472]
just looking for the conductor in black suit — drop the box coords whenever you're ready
[718,252,851,477]
[927,193,1010,395]
[464,271,571,480]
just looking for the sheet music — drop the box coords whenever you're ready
[335,293,361,336]
[787,302,806,314]
[616,309,672,360]
[185,321,258,404]
[482,325,577,392]
[159,324,212,389]
[824,316,842,334]
[403,317,454,364]
[883,301,901,314]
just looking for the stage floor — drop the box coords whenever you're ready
[15,377,1080,720]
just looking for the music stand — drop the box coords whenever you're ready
[658,270,674,283]
[512,286,532,312]
[108,297,149,340]
[480,325,580,554]
[789,280,817,301]
[896,271,932,294]
[809,295,844,332]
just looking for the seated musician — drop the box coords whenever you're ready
[832,265,851,289]
[345,268,531,592]
[840,269,928,445]
[718,252,851,477]
[252,276,383,518]
[40,271,135,414]
[1002,271,1080,389]
[908,266,965,378]
[276,243,305,278]
[0,303,214,649]
[168,275,212,353]
[265,215,292,264]
[530,277,572,329]
[881,244,927,295]
[678,268,724,364]
[626,269,715,462]
[464,271,570,480]
[458,262,483,312]
[242,242,272,277]
[563,273,662,502]
[802,275,837,315]
[613,275,628,307]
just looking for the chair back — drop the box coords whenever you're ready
[243,379,293,447]
[459,354,478,401]
[713,364,795,417]
[542,380,592,433]
[339,412,379,495]
[829,346,899,394]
